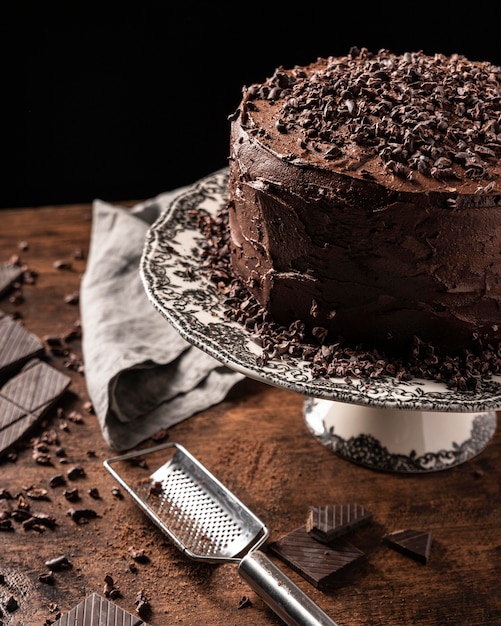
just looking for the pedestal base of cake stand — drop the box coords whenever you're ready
[304,397,497,473]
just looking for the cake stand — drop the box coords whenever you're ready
[140,169,500,473]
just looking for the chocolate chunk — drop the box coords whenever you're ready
[51,591,151,625]
[0,313,45,382]
[67,508,99,523]
[306,503,373,543]
[383,528,433,564]
[268,525,366,589]
[45,555,72,571]
[0,359,71,456]
[0,265,23,298]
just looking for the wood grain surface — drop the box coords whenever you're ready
[0,204,500,626]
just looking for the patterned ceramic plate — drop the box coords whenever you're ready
[140,168,501,413]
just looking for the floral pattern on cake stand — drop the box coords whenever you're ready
[140,169,499,473]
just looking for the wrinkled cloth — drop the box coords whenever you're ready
[80,174,244,451]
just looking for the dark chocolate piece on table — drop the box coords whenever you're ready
[0,264,23,298]
[268,525,366,589]
[306,503,373,543]
[0,312,45,382]
[0,359,71,456]
[52,592,150,625]
[383,528,433,564]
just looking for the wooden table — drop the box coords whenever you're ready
[1,203,500,626]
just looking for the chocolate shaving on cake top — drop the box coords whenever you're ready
[244,46,501,188]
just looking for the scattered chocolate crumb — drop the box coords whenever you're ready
[128,546,149,563]
[22,517,46,532]
[49,474,66,488]
[38,572,55,585]
[66,465,86,480]
[0,518,13,531]
[66,410,84,423]
[134,589,151,619]
[83,400,94,414]
[4,594,18,612]
[32,448,52,465]
[44,335,64,348]
[63,488,80,502]
[150,428,169,442]
[63,352,84,374]
[9,289,24,305]
[103,574,121,599]
[11,509,31,522]
[148,481,163,497]
[53,260,72,271]
[64,291,79,305]
[25,512,57,530]
[45,555,72,571]
[237,594,252,609]
[67,508,99,524]
[127,456,147,468]
[88,487,100,499]
[24,486,49,500]
[111,487,123,499]
[16,494,30,510]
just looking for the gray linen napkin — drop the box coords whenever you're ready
[80,175,245,451]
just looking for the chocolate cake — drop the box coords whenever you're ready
[226,47,501,363]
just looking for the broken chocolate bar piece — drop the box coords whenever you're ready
[268,525,366,589]
[52,591,150,625]
[306,503,373,543]
[0,312,45,382]
[383,528,433,564]
[0,264,23,298]
[0,359,71,456]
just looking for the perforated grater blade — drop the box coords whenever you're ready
[104,442,338,626]
[105,442,267,562]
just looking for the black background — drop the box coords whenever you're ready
[2,3,501,209]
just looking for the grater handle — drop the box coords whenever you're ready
[238,550,339,626]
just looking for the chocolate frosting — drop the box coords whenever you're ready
[227,48,501,354]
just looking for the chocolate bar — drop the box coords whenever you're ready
[268,525,366,589]
[383,528,433,564]
[0,313,45,382]
[52,592,150,625]
[0,263,23,298]
[306,503,373,543]
[0,359,71,456]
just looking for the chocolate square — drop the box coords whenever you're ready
[0,263,23,298]
[268,525,366,589]
[52,592,149,625]
[0,359,71,456]
[383,528,433,564]
[0,313,45,382]
[306,503,373,543]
